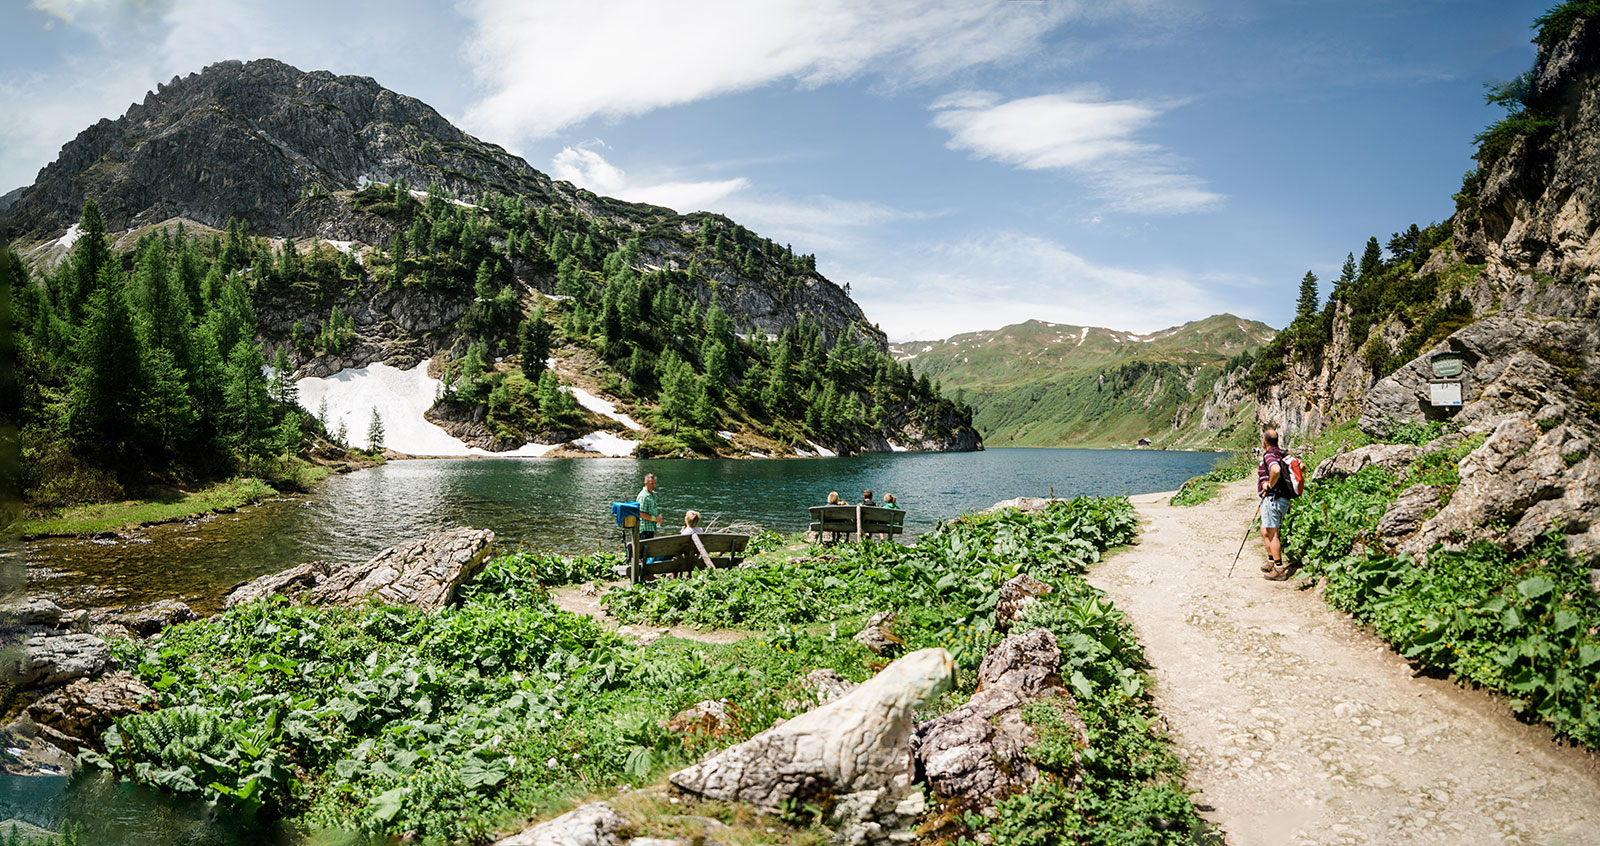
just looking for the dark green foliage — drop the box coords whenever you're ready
[15,202,312,501]
[1533,2,1600,51]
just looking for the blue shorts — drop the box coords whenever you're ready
[1261,495,1290,530]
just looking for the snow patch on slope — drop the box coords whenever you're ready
[296,359,610,457]
[562,384,643,431]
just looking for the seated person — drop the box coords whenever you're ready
[883,493,900,509]
[861,489,876,506]
[827,491,842,505]
[680,510,704,534]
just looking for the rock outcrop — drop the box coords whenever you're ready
[912,628,1086,819]
[494,801,630,846]
[669,648,953,815]
[26,671,157,753]
[995,573,1052,632]
[224,527,494,610]
[93,600,198,637]
[1399,417,1599,564]
[852,611,903,656]
[9,634,114,690]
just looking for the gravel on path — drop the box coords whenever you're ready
[1090,481,1600,846]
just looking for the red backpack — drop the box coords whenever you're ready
[1275,454,1306,499]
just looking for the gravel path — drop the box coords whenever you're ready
[1089,481,1600,846]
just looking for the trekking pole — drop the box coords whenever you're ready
[1227,500,1264,579]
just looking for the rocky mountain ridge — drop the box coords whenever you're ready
[0,58,877,348]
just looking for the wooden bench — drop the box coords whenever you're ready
[808,505,906,543]
[616,532,751,584]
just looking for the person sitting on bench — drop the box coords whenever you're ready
[861,489,875,506]
[883,493,900,509]
[680,510,704,535]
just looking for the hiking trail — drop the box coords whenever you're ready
[1091,480,1600,846]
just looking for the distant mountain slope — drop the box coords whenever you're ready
[892,315,1274,448]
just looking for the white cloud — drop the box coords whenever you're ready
[458,0,1086,144]
[840,231,1223,340]
[931,89,1222,214]
[547,144,931,252]
[550,145,749,213]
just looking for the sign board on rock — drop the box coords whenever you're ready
[1429,381,1462,407]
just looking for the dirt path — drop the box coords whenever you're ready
[1090,481,1600,846]
[549,582,749,645]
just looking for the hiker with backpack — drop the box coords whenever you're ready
[1256,426,1304,581]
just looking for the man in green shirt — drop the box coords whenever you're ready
[637,473,661,538]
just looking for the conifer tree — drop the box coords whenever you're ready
[222,339,272,454]
[65,199,113,324]
[518,307,551,379]
[1358,236,1383,281]
[67,264,148,463]
[367,407,385,452]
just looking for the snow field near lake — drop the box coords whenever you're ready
[294,359,636,457]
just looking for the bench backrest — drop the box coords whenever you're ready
[637,532,749,558]
[808,504,906,530]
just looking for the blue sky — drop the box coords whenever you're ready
[1,0,1543,340]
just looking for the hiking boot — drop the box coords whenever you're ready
[1264,564,1293,581]
[1261,558,1278,572]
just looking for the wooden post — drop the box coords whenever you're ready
[856,505,865,545]
[624,515,642,584]
[689,532,715,571]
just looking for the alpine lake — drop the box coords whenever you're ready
[17,448,1226,615]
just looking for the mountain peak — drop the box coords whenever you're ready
[1,57,560,242]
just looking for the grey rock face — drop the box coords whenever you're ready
[11,634,113,690]
[224,528,494,611]
[1,599,63,629]
[495,801,629,846]
[26,671,157,752]
[912,629,1085,816]
[1313,444,1424,481]
[1400,417,1600,564]
[94,600,198,637]
[669,648,953,814]
[995,573,1052,632]
[1377,484,1447,541]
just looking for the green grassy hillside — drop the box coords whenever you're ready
[892,315,1274,448]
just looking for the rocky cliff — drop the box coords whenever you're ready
[1260,10,1600,571]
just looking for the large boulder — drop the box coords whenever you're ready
[9,634,113,690]
[1,599,63,629]
[912,628,1086,818]
[224,528,495,611]
[495,801,629,846]
[223,561,328,609]
[1404,418,1600,564]
[1312,443,1423,480]
[669,648,953,814]
[1376,484,1447,541]
[94,600,198,637]
[26,671,157,752]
